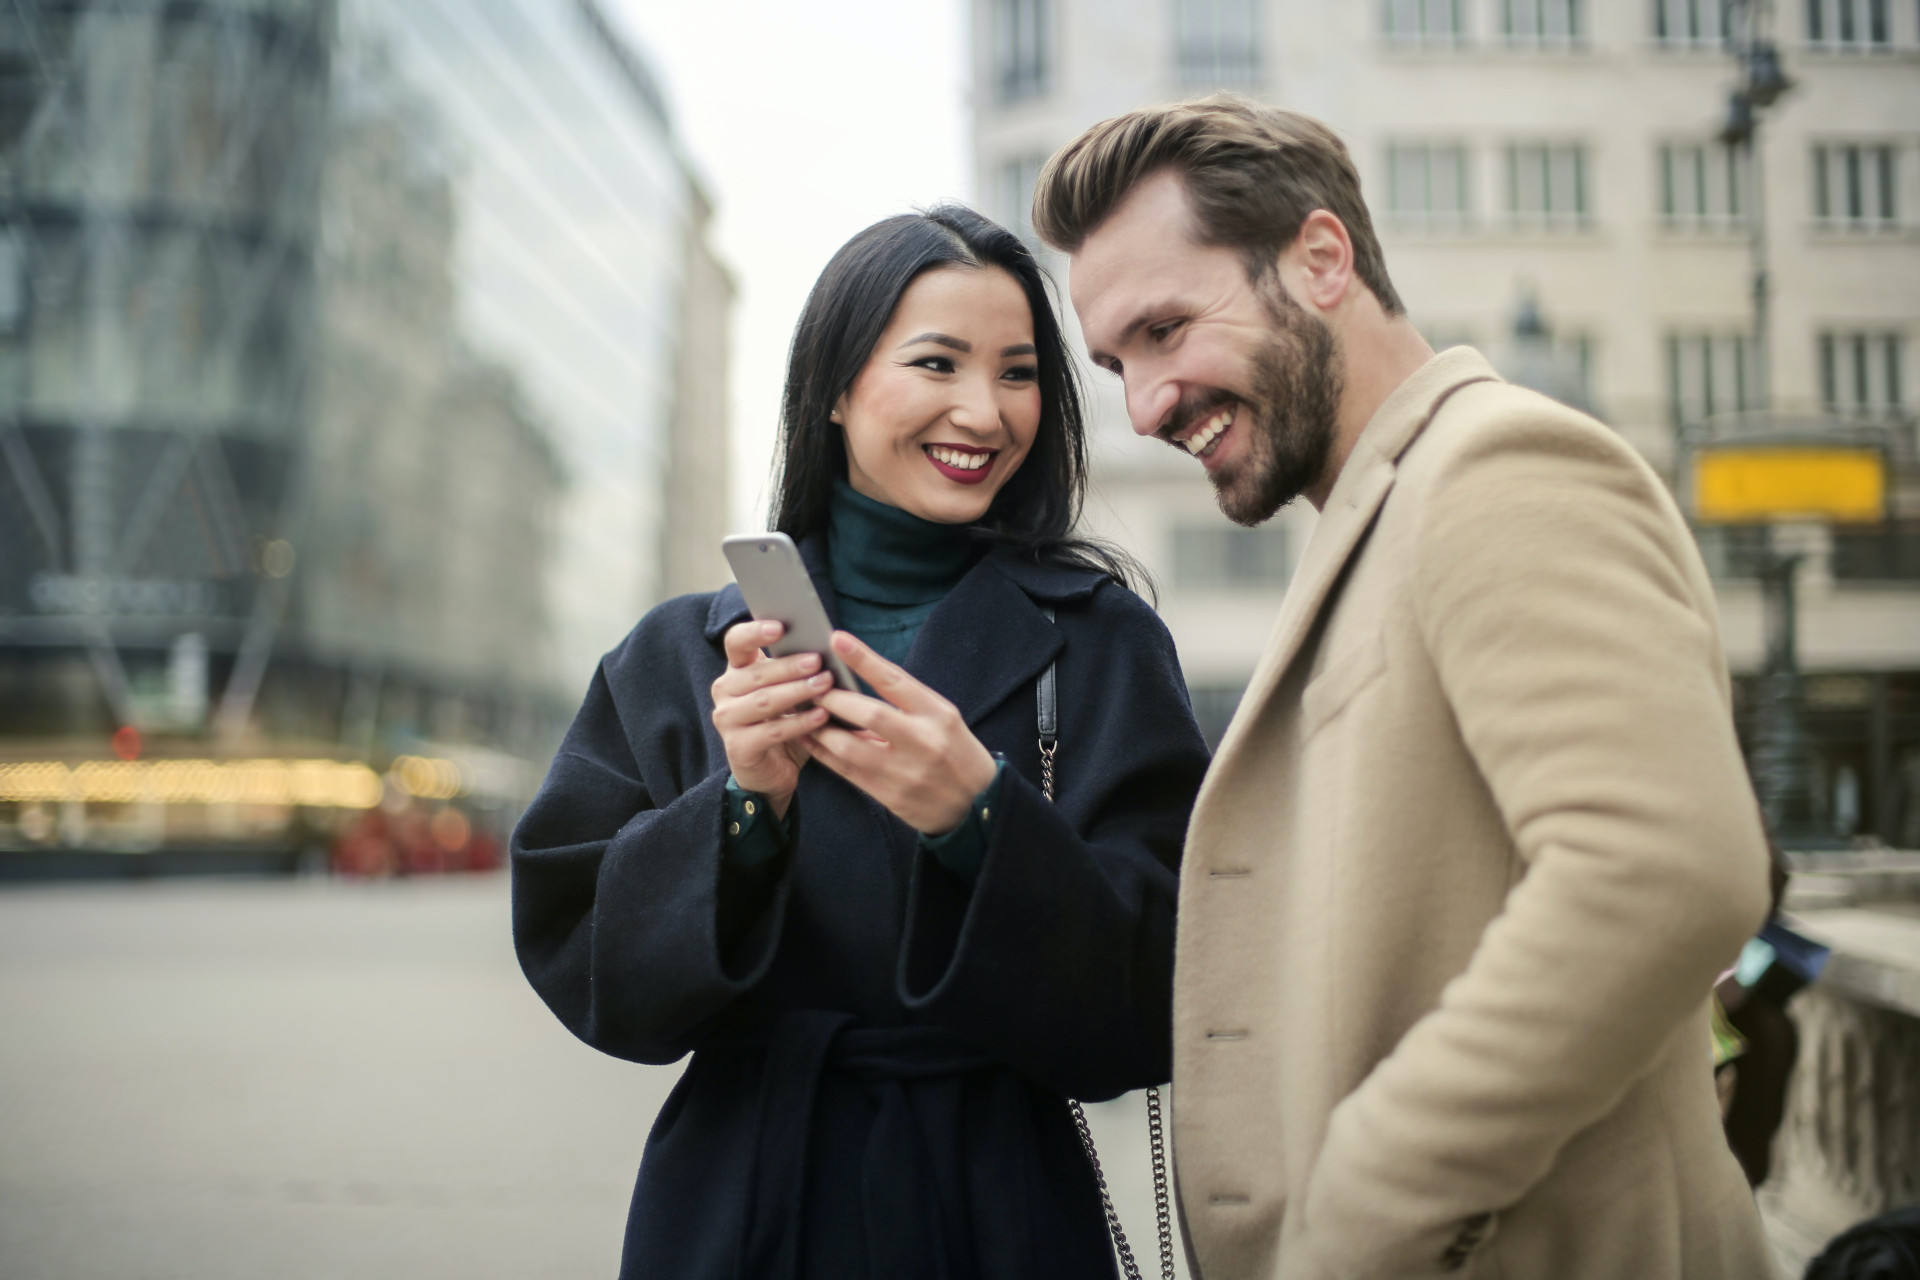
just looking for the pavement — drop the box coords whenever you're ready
[0,875,1176,1279]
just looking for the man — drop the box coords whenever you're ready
[1033,97,1775,1279]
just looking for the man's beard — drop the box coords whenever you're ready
[1209,281,1343,526]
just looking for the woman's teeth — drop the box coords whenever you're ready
[927,445,991,470]
[1185,406,1234,456]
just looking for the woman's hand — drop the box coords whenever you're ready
[711,621,832,819]
[807,631,999,836]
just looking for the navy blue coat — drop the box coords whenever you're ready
[511,538,1209,1280]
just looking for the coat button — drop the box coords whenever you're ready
[728,821,741,836]
[744,800,756,816]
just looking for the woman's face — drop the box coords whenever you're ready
[834,264,1041,524]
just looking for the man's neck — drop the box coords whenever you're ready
[1305,316,1436,511]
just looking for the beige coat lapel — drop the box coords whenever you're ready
[1204,349,1502,778]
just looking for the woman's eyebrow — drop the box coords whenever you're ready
[1001,343,1036,357]
[899,332,970,352]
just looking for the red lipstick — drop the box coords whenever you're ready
[924,444,997,486]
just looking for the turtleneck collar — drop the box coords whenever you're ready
[828,477,981,605]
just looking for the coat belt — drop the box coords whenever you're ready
[726,1008,1004,1280]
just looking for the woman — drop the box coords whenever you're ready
[511,205,1208,1279]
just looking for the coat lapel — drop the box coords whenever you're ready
[1207,349,1502,771]
[904,552,1096,728]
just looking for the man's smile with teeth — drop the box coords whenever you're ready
[1179,405,1235,457]
[925,444,994,470]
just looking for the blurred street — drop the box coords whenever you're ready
[0,876,1178,1280]
[0,876,660,1279]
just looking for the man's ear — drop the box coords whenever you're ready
[1287,210,1356,313]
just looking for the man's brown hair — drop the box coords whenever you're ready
[1032,94,1403,315]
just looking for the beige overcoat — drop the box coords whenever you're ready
[1172,348,1776,1280]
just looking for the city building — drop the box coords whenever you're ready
[971,0,1920,845]
[0,0,731,864]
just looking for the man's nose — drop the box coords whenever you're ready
[1125,377,1180,439]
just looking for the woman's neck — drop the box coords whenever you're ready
[827,478,979,605]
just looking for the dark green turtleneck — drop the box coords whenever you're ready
[827,477,982,665]
[721,478,1003,885]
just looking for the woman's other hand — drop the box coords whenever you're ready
[807,631,999,836]
[711,621,831,818]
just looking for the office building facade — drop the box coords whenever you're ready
[0,0,730,856]
[972,0,1920,843]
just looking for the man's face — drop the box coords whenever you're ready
[1070,170,1343,526]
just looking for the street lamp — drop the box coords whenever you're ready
[1717,0,1793,411]
[1702,3,1845,847]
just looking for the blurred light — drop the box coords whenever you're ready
[261,539,297,578]
[111,726,142,761]
[0,759,385,809]
[430,806,471,851]
[386,755,465,800]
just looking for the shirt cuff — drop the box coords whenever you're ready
[920,757,1005,886]
[724,775,790,868]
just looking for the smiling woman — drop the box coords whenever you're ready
[510,205,1209,1280]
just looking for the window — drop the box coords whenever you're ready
[1383,0,1464,43]
[0,230,23,337]
[1666,331,1757,427]
[1819,330,1906,418]
[996,154,1046,244]
[1506,143,1590,225]
[1175,0,1261,86]
[1812,143,1901,228]
[1186,683,1244,749]
[1805,0,1894,49]
[1387,142,1471,224]
[994,0,1051,103]
[1659,141,1750,226]
[1502,0,1586,44]
[1172,523,1291,589]
[1652,0,1730,45]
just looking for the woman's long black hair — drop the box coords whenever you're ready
[768,203,1145,595]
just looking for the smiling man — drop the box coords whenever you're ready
[1034,97,1776,1279]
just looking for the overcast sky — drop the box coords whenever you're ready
[607,0,972,529]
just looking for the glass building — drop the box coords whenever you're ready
[0,0,731,863]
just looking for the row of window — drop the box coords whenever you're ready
[1381,139,1906,229]
[1668,329,1907,424]
[991,0,1912,104]
[1387,0,1910,47]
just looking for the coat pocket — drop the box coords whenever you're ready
[1299,633,1387,740]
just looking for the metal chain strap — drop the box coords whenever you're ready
[1042,732,1175,1280]
[1069,1096,1147,1280]
[1148,1085,1174,1278]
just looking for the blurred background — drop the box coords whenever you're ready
[0,1,1915,1277]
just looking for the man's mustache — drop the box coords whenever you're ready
[1156,389,1240,446]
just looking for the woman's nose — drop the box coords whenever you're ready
[948,374,1000,432]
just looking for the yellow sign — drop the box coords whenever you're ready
[1692,447,1886,524]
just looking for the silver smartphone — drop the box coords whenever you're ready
[721,532,859,693]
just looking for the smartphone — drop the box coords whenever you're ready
[721,532,859,693]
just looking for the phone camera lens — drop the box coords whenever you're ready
[759,544,768,553]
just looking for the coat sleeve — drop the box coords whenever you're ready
[897,585,1208,1101]
[510,637,790,1066]
[1294,403,1772,1275]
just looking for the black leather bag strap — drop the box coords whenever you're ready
[1037,606,1174,1280]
